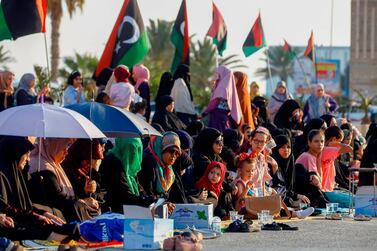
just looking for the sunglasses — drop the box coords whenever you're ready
[166,149,180,157]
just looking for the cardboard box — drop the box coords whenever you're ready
[169,203,213,229]
[123,203,174,250]
[355,186,377,217]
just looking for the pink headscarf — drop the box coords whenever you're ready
[133,64,150,90]
[211,65,242,124]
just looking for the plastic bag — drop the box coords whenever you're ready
[80,212,125,242]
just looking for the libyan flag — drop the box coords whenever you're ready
[304,31,315,64]
[206,1,227,56]
[170,0,190,74]
[0,0,46,41]
[283,39,295,59]
[242,13,266,57]
[95,0,150,77]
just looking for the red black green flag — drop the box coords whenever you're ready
[304,31,315,63]
[206,1,227,56]
[170,0,190,73]
[283,39,295,59]
[0,0,46,41]
[95,0,150,77]
[242,13,266,57]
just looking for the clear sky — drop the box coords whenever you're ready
[1,0,351,89]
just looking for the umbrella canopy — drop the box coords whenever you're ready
[65,102,162,137]
[0,103,106,138]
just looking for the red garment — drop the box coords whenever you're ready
[195,161,226,197]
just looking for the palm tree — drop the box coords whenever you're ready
[255,46,299,85]
[354,89,377,124]
[0,45,15,69]
[47,0,85,82]
[143,19,174,98]
[59,52,99,100]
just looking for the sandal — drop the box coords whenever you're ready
[276,223,299,231]
[261,222,282,231]
[325,213,342,220]
[354,215,372,221]
[226,219,251,233]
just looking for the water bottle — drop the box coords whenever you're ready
[211,216,221,233]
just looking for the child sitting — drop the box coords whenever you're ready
[322,126,353,207]
[233,153,257,212]
[196,161,235,219]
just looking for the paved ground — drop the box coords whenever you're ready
[203,217,377,251]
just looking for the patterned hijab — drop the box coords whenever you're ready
[148,134,176,194]
[109,137,143,195]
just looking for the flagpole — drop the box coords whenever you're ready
[43,33,51,85]
[266,47,274,95]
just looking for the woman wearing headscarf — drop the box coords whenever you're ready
[152,95,186,132]
[0,136,80,240]
[138,132,181,199]
[99,138,155,213]
[267,81,293,122]
[171,64,197,126]
[192,128,223,181]
[15,73,49,106]
[155,72,174,110]
[0,71,15,112]
[202,65,242,132]
[61,139,105,201]
[249,81,260,101]
[28,138,100,222]
[273,99,303,135]
[303,83,338,122]
[293,118,327,159]
[234,71,255,129]
[359,128,377,186]
[320,114,337,128]
[220,128,242,172]
[109,65,135,110]
[63,71,86,106]
[133,64,151,121]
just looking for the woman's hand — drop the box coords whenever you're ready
[166,202,176,214]
[43,212,66,226]
[82,197,99,209]
[85,179,97,194]
[0,214,14,228]
[297,194,310,204]
[37,214,53,225]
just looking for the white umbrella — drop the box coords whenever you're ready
[0,103,105,138]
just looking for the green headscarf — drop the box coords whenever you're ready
[109,137,143,195]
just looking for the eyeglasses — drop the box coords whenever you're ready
[252,139,266,145]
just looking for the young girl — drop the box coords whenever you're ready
[233,153,257,212]
[295,129,328,208]
[196,162,226,202]
[196,161,235,218]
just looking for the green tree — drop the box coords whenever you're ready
[255,46,299,85]
[47,0,85,82]
[143,19,174,99]
[59,52,98,100]
[353,89,377,124]
[0,45,15,69]
[34,64,63,103]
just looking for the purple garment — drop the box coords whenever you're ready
[209,108,231,132]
